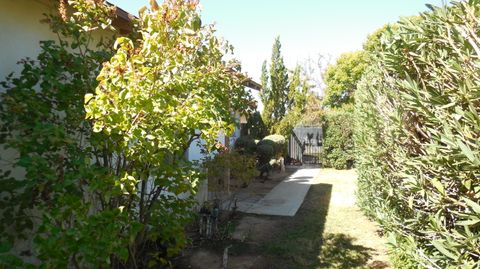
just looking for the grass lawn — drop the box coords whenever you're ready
[261,169,390,268]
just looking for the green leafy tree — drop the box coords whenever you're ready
[272,65,309,136]
[323,51,368,108]
[313,24,391,171]
[0,0,251,267]
[85,0,252,265]
[362,24,393,53]
[264,37,290,121]
[261,37,309,135]
[298,93,324,126]
[321,107,354,169]
[261,37,290,130]
[260,60,269,105]
[243,111,268,139]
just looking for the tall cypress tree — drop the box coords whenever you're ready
[261,37,291,131]
[260,60,269,105]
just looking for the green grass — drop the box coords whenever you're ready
[261,183,330,268]
[260,169,390,269]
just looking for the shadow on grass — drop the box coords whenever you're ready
[261,183,380,269]
[261,183,331,268]
[318,233,374,269]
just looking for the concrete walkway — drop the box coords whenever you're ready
[239,168,320,216]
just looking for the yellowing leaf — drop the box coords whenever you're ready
[431,178,445,195]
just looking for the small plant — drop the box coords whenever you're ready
[204,150,258,192]
[253,134,286,178]
[234,136,257,155]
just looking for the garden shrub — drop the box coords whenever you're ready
[254,134,286,177]
[256,143,274,176]
[355,2,480,267]
[256,144,274,161]
[234,136,257,155]
[0,2,119,267]
[258,134,286,158]
[203,150,257,191]
[257,144,275,158]
[321,109,354,169]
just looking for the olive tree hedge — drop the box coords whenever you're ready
[355,1,480,268]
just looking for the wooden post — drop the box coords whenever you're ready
[224,133,231,194]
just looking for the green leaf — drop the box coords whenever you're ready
[408,195,414,209]
[431,178,445,195]
[432,240,457,260]
[457,140,478,164]
[85,93,94,104]
[0,241,12,253]
[463,198,480,214]
[455,219,480,226]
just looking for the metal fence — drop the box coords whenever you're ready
[288,126,323,165]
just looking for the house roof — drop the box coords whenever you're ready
[242,79,262,91]
[109,2,136,34]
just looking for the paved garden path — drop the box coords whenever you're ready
[239,167,321,216]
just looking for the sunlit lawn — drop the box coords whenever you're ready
[261,169,390,269]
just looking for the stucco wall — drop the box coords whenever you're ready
[0,0,111,177]
[0,0,59,84]
[0,1,62,188]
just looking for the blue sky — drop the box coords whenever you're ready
[110,0,445,82]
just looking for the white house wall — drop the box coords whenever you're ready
[0,0,59,84]
[0,0,109,179]
[188,120,242,205]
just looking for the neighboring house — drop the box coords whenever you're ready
[0,1,260,201]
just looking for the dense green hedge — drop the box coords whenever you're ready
[355,2,480,268]
[321,109,354,169]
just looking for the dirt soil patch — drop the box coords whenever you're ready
[173,169,391,269]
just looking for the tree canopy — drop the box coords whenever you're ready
[261,37,290,125]
[260,37,309,135]
[322,51,368,108]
